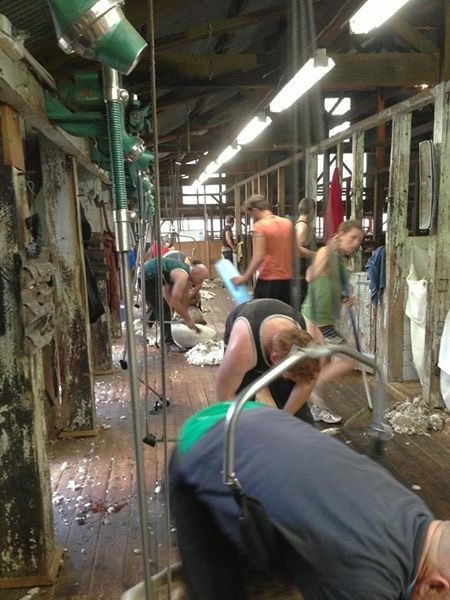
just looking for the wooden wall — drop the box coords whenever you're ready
[175,240,223,276]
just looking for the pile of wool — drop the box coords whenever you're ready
[202,279,218,289]
[200,289,216,301]
[185,340,224,366]
[385,396,448,435]
[171,323,216,350]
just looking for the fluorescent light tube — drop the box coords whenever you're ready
[205,161,219,174]
[349,0,412,34]
[236,114,272,145]
[216,144,241,166]
[196,172,210,186]
[269,49,335,114]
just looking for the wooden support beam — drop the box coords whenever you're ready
[156,53,258,78]
[77,168,114,375]
[0,111,61,588]
[386,16,439,54]
[277,167,285,215]
[442,0,450,82]
[383,112,412,382]
[305,152,318,201]
[150,6,286,51]
[422,82,450,406]
[351,132,364,270]
[351,132,365,222]
[336,142,344,177]
[0,104,25,170]
[234,186,241,238]
[327,53,439,90]
[40,139,97,435]
[375,92,386,170]
[0,48,108,182]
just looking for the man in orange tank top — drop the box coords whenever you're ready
[232,194,294,305]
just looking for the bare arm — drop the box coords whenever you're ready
[232,231,266,286]
[296,221,315,260]
[165,270,198,330]
[216,320,256,400]
[282,378,317,415]
[306,242,335,282]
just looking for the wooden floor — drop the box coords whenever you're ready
[4,284,450,599]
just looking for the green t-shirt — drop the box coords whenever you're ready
[179,401,265,454]
[301,255,348,326]
[144,257,190,286]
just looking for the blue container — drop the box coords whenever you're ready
[215,258,251,305]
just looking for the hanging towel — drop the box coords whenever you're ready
[323,168,344,243]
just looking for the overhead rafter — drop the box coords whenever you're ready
[155,52,258,78]
[385,16,439,53]
[327,53,439,89]
[147,6,286,51]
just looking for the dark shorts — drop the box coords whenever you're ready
[222,250,233,262]
[253,279,292,305]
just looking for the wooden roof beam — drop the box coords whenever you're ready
[155,53,258,78]
[327,53,439,90]
[386,16,439,53]
[151,7,286,51]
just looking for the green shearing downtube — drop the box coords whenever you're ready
[105,100,127,210]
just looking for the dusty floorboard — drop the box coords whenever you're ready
[3,283,450,599]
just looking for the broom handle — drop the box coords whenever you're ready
[347,305,373,409]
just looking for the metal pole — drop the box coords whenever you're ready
[116,221,154,599]
[103,63,154,598]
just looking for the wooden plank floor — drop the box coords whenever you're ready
[3,283,450,599]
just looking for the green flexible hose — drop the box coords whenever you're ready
[105,101,128,210]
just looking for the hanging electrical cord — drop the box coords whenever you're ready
[147,0,174,596]
[291,0,333,315]
[290,0,302,313]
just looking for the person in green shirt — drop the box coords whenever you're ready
[301,220,364,423]
[143,257,209,349]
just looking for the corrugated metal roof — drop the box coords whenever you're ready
[0,0,53,52]
[0,0,441,183]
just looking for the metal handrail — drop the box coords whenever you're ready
[223,342,392,487]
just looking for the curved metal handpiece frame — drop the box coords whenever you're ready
[223,343,393,488]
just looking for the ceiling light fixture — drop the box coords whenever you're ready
[349,0,413,35]
[198,172,209,183]
[216,143,241,166]
[269,49,335,114]
[193,142,241,189]
[204,161,219,175]
[236,113,272,145]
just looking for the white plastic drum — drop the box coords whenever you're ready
[171,323,217,350]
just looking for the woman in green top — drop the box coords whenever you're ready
[301,220,364,422]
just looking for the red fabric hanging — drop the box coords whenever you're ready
[323,167,344,242]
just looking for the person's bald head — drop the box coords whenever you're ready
[190,263,209,286]
[434,522,450,584]
[412,520,450,599]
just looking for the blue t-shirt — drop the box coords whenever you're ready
[170,406,433,599]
